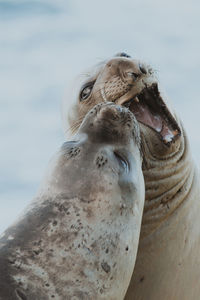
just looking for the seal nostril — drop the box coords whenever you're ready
[117,52,131,58]
[139,64,147,74]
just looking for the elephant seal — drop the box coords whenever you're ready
[66,53,200,299]
[0,103,144,300]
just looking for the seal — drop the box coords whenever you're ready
[66,53,200,299]
[0,103,144,300]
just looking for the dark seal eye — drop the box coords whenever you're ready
[80,81,94,101]
[114,151,129,172]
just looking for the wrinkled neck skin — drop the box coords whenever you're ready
[140,117,195,238]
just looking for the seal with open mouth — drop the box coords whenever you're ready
[66,53,200,299]
[0,103,144,300]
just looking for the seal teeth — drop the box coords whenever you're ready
[134,96,139,103]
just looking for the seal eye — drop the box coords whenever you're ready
[80,81,94,101]
[114,151,129,172]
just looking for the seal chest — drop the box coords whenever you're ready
[0,103,144,300]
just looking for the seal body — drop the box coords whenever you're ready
[125,124,200,300]
[0,103,144,300]
[66,54,200,299]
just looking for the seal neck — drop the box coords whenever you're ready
[140,123,195,238]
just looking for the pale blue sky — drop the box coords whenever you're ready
[0,0,200,233]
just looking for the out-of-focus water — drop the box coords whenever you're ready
[0,0,200,233]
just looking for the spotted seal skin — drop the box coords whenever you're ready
[0,103,144,300]
[66,53,200,299]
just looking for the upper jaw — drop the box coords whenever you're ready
[115,68,157,106]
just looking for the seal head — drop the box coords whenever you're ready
[67,53,181,154]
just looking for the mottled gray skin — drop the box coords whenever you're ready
[0,103,144,300]
[66,54,200,299]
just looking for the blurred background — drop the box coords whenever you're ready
[0,0,200,233]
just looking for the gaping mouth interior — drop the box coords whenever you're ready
[122,83,181,145]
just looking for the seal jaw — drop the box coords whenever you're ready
[118,82,181,146]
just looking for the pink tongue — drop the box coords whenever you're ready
[132,103,162,132]
[130,102,177,143]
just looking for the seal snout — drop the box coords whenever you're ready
[94,102,135,127]
[105,58,145,86]
[79,103,140,146]
[96,102,127,121]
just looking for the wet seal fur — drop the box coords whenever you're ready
[66,54,200,299]
[0,103,144,300]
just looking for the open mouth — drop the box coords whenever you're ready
[117,82,181,145]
